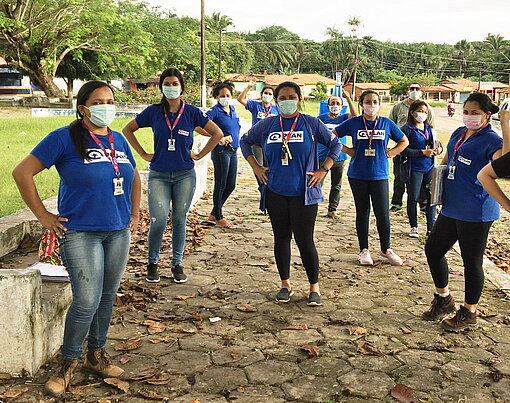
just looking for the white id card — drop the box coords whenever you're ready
[281,154,289,166]
[113,177,124,196]
[447,165,455,180]
[365,149,376,157]
[168,139,176,151]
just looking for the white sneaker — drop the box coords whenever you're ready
[380,248,403,266]
[409,227,419,238]
[359,249,373,265]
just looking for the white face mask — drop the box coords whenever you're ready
[162,85,181,100]
[363,104,379,117]
[329,105,342,115]
[218,97,230,107]
[86,104,116,127]
[409,90,422,100]
[415,112,428,123]
[262,94,273,103]
[278,100,299,116]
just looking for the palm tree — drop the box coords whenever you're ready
[486,33,510,63]
[206,13,233,78]
[454,39,474,76]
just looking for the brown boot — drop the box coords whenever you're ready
[83,348,124,377]
[422,293,455,321]
[441,305,478,332]
[44,357,78,396]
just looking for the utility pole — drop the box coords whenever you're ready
[200,0,206,109]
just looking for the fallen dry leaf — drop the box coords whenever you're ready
[168,324,197,333]
[114,338,142,351]
[0,373,12,380]
[0,387,29,398]
[284,324,308,330]
[348,326,368,335]
[357,341,384,356]
[301,345,320,357]
[230,351,243,362]
[175,293,196,300]
[145,374,172,385]
[97,400,112,403]
[104,378,130,393]
[148,322,167,334]
[68,383,99,396]
[119,354,131,364]
[191,311,202,322]
[130,367,161,381]
[391,383,415,403]
[138,389,170,400]
[237,386,245,393]
[477,308,497,319]
[401,327,412,334]
[236,303,257,312]
[148,335,174,344]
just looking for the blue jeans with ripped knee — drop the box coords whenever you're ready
[60,227,130,360]
[147,168,196,266]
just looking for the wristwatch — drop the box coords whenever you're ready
[321,165,330,172]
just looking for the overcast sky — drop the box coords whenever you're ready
[149,0,510,45]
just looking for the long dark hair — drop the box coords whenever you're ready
[274,81,302,100]
[70,81,115,160]
[158,68,185,113]
[464,92,499,114]
[407,100,431,127]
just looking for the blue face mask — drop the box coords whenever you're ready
[162,85,181,100]
[86,104,116,127]
[278,100,298,116]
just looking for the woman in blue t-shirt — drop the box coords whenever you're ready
[196,80,241,228]
[422,93,502,332]
[399,100,441,238]
[240,81,342,307]
[13,81,141,396]
[123,68,222,284]
[333,90,408,267]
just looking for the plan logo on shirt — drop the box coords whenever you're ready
[325,123,336,131]
[178,129,189,136]
[256,112,276,119]
[267,131,304,144]
[84,148,131,164]
[356,130,386,140]
[458,156,472,165]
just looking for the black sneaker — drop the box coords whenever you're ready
[171,264,188,283]
[421,293,455,321]
[275,288,293,303]
[145,263,160,283]
[307,292,323,306]
[389,205,402,213]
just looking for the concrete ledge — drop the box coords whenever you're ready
[0,269,71,375]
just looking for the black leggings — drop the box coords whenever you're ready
[348,178,391,252]
[265,189,319,284]
[425,213,492,305]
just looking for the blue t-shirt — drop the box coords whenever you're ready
[442,125,502,222]
[317,112,349,161]
[246,100,280,126]
[264,116,312,196]
[401,123,434,172]
[206,103,241,148]
[136,102,209,172]
[31,126,136,231]
[335,116,404,180]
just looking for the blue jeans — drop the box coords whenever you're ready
[407,169,436,231]
[60,227,130,360]
[211,145,237,220]
[148,169,196,266]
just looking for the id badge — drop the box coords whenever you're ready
[113,177,124,196]
[281,152,289,166]
[365,149,376,157]
[168,138,176,151]
[447,165,455,180]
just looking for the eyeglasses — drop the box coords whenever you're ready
[409,87,421,91]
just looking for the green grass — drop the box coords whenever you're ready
[0,116,154,217]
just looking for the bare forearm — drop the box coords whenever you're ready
[131,169,141,217]
[122,127,147,158]
[346,97,358,117]
[478,165,510,211]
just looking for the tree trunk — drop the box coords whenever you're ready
[28,67,62,98]
[67,79,74,99]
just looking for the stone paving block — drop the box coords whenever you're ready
[298,356,352,377]
[159,350,211,375]
[171,393,228,402]
[178,333,229,352]
[211,346,265,367]
[275,328,323,346]
[337,369,395,399]
[347,355,402,372]
[244,360,301,385]
[390,364,447,393]
[282,374,341,402]
[395,349,449,368]
[193,366,248,394]
[226,385,287,403]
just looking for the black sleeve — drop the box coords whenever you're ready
[492,151,510,178]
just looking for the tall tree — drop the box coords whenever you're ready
[206,12,233,79]
[0,0,154,96]
[454,39,474,76]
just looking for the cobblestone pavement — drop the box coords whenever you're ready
[5,156,510,403]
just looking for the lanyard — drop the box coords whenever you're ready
[452,123,488,162]
[262,103,272,117]
[416,125,430,141]
[279,113,300,150]
[362,116,379,149]
[85,125,121,178]
[164,100,186,139]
